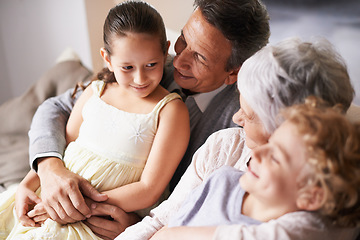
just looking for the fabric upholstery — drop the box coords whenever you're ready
[0,59,92,190]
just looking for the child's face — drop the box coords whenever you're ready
[103,32,168,98]
[240,121,308,211]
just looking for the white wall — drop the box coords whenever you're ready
[84,0,115,74]
[140,0,193,33]
[0,0,92,105]
[0,0,192,105]
[143,0,194,56]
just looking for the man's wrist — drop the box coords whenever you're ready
[37,157,64,178]
[32,152,63,172]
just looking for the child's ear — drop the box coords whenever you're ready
[166,40,170,53]
[163,41,171,63]
[296,187,324,211]
[100,48,114,72]
[224,67,240,85]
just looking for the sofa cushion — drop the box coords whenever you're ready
[0,58,92,190]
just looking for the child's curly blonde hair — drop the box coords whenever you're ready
[282,96,360,228]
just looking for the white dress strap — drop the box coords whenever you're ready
[152,92,182,113]
[152,92,182,127]
[91,80,106,97]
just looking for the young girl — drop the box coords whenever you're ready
[0,1,189,239]
[157,97,360,238]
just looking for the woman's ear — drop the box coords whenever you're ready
[296,186,324,211]
[224,67,240,85]
[100,48,114,72]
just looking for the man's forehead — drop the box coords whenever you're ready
[183,8,232,61]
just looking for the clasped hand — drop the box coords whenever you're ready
[15,158,140,239]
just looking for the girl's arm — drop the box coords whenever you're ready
[117,128,246,240]
[15,170,41,226]
[65,83,93,144]
[16,86,91,227]
[150,226,216,240]
[104,98,190,212]
[37,85,107,225]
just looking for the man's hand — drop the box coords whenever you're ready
[37,157,108,224]
[15,183,41,227]
[84,200,141,240]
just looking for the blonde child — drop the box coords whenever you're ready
[0,1,189,239]
[158,98,360,238]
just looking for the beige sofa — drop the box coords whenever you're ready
[0,51,93,192]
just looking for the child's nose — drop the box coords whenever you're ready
[134,70,147,85]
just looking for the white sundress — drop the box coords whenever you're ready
[0,80,181,240]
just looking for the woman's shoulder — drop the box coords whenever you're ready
[207,127,246,145]
[192,127,250,177]
[195,127,247,158]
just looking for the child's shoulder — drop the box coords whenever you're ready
[79,81,96,99]
[204,166,243,190]
[101,81,116,90]
[89,80,106,95]
[154,85,170,98]
[214,166,242,178]
[159,91,186,112]
[156,90,188,123]
[98,81,121,98]
[153,86,182,107]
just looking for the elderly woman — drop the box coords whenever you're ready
[118,37,358,240]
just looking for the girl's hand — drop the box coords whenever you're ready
[27,202,50,226]
[15,183,41,227]
[83,198,140,240]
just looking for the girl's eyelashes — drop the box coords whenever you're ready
[146,62,157,67]
[122,66,133,71]
[121,62,157,71]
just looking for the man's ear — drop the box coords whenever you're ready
[100,48,114,72]
[296,187,324,211]
[224,67,240,85]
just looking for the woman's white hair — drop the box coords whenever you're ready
[238,37,354,134]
